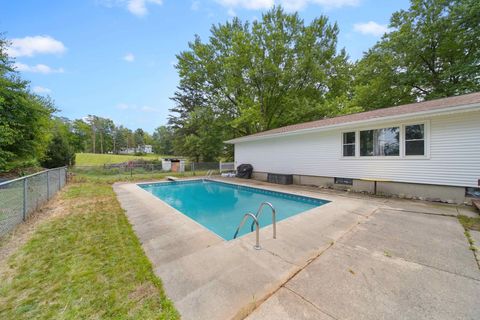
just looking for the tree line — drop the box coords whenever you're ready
[1,0,479,171]
[63,116,173,156]
[168,0,479,161]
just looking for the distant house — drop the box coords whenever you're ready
[119,147,136,155]
[137,144,153,154]
[119,144,153,154]
[226,92,480,204]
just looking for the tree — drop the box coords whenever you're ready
[170,6,352,160]
[40,119,76,168]
[152,126,174,155]
[113,125,132,153]
[71,119,91,152]
[0,36,55,171]
[133,128,145,147]
[172,107,225,162]
[352,0,480,110]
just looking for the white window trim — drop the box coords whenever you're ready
[340,120,430,160]
[341,131,356,157]
[402,121,430,159]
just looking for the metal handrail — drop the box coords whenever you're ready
[233,212,261,250]
[250,202,276,239]
[202,170,213,183]
[204,170,213,179]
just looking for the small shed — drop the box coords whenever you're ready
[162,158,185,172]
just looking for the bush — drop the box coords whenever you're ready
[41,131,76,168]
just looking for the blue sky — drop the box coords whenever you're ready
[1,0,410,133]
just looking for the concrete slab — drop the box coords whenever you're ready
[339,209,480,280]
[285,245,480,320]
[158,239,299,320]
[246,288,334,320]
[457,205,480,218]
[471,230,480,265]
[471,230,480,250]
[114,178,480,320]
[382,198,460,216]
[114,180,369,320]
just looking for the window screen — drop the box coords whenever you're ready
[343,132,355,157]
[405,124,425,156]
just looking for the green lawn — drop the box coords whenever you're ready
[0,178,179,319]
[75,153,165,166]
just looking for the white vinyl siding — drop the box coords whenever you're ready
[234,111,480,188]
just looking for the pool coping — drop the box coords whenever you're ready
[113,178,383,320]
[136,178,331,241]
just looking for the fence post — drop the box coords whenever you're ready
[46,170,50,199]
[23,178,27,221]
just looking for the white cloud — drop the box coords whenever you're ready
[227,8,236,16]
[309,0,359,9]
[97,0,162,16]
[191,0,200,10]
[215,0,359,11]
[14,62,64,74]
[116,103,159,112]
[353,21,390,36]
[123,53,135,62]
[140,106,159,112]
[7,35,66,58]
[32,86,52,94]
[116,103,130,110]
[216,0,273,10]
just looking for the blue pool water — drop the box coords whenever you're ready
[139,180,329,240]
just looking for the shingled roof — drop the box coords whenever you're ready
[226,92,480,143]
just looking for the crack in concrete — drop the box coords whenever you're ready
[379,206,459,218]
[241,207,381,319]
[283,286,339,320]
[239,242,335,320]
[338,242,480,282]
[260,246,301,267]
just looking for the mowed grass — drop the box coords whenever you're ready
[75,153,164,166]
[0,180,179,320]
[72,169,210,184]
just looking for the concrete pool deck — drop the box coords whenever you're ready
[113,178,480,320]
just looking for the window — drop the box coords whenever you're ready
[335,177,353,185]
[466,187,480,198]
[343,132,355,157]
[405,124,425,156]
[360,127,400,156]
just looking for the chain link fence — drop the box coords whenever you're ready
[0,166,67,237]
[73,161,235,176]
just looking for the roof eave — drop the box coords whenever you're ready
[224,102,480,144]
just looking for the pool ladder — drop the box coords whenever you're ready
[205,170,214,179]
[233,202,276,250]
[203,170,214,182]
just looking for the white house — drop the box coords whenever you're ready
[226,92,480,204]
[119,144,153,154]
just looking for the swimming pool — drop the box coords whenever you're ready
[139,180,329,240]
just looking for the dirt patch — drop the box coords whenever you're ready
[128,283,159,302]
